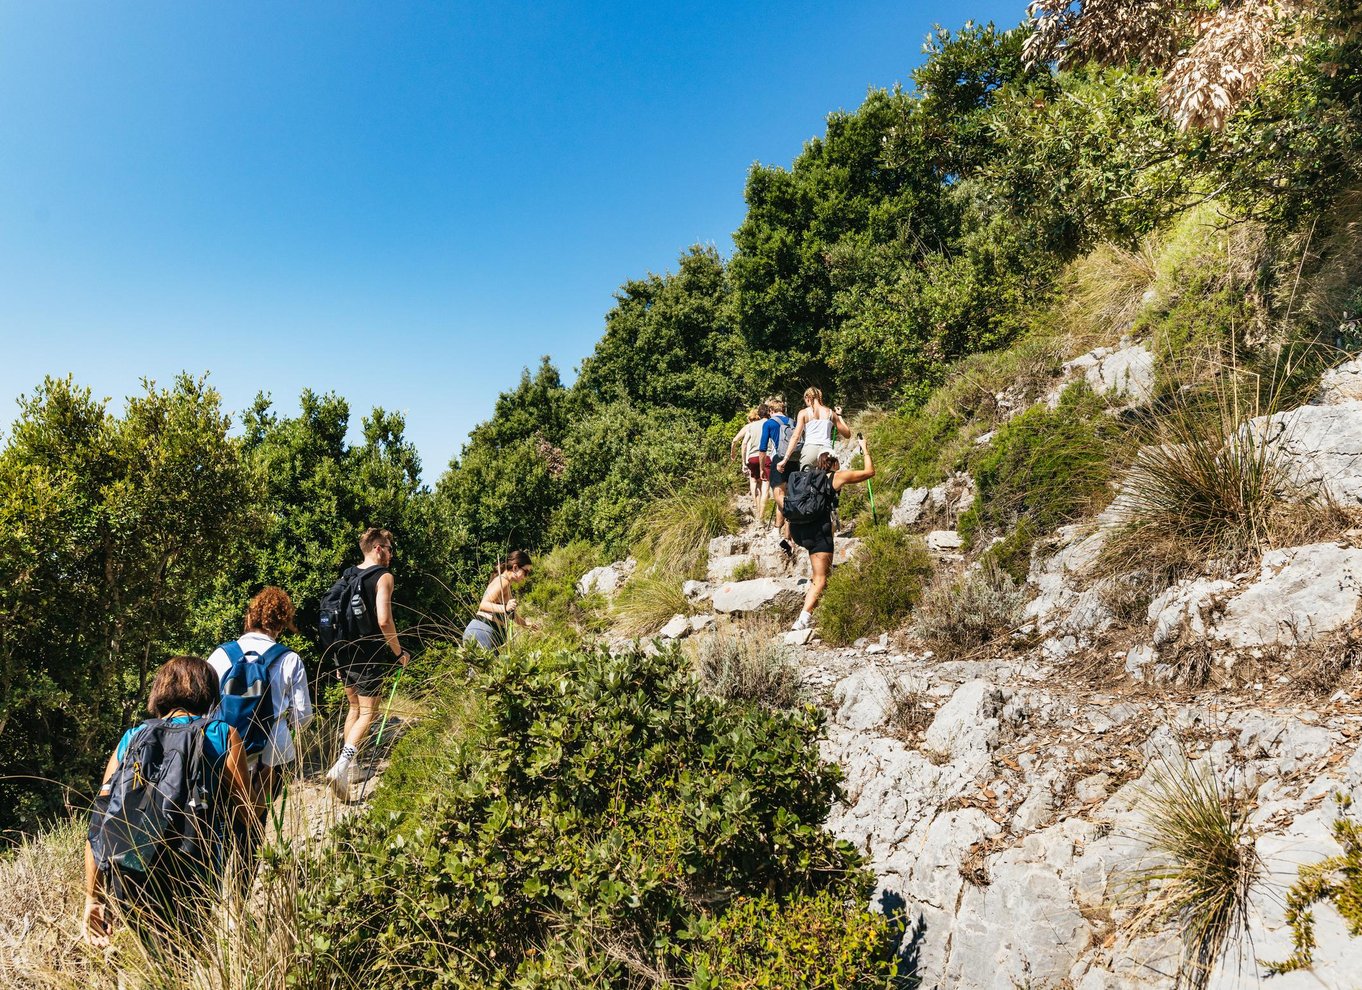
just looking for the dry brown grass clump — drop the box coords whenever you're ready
[912,561,1027,660]
[1123,756,1261,989]
[1062,238,1161,345]
[688,622,804,709]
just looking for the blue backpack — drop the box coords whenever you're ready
[214,641,291,757]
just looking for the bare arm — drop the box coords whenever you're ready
[833,409,852,436]
[833,442,875,490]
[83,750,120,945]
[729,425,746,460]
[375,573,407,665]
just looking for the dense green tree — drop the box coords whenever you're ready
[575,246,743,420]
[0,376,248,832]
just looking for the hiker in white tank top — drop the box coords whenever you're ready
[777,387,852,474]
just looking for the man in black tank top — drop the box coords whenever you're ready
[325,527,408,799]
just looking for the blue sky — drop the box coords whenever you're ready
[0,1,1022,478]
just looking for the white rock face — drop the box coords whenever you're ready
[889,473,976,530]
[577,558,637,596]
[706,554,750,583]
[710,577,805,615]
[1214,543,1362,648]
[1247,400,1362,505]
[1147,578,1237,646]
[1318,356,1362,405]
[1052,340,1156,407]
[923,680,1004,771]
[688,613,716,634]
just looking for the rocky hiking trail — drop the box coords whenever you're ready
[582,348,1362,989]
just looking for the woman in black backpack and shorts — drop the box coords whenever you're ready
[788,437,875,632]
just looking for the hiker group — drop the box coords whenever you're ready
[732,387,875,632]
[83,526,535,947]
[82,387,866,946]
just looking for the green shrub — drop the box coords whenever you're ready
[729,558,758,582]
[686,889,899,989]
[958,382,1122,546]
[632,466,739,577]
[913,561,1026,659]
[690,626,804,708]
[1269,799,1362,974]
[519,540,610,639]
[818,528,934,645]
[298,646,880,988]
[979,517,1038,584]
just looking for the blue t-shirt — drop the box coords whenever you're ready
[760,414,794,456]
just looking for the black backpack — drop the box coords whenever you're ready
[784,469,835,524]
[319,566,386,648]
[89,718,218,886]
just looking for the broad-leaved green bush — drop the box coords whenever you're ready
[298,646,886,988]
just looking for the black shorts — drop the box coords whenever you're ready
[769,449,796,487]
[336,644,396,697]
[789,517,834,556]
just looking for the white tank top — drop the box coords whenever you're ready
[804,414,833,448]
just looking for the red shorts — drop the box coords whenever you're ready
[746,455,769,482]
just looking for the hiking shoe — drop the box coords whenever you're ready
[791,613,811,632]
[325,764,350,800]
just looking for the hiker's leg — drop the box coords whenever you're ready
[341,684,360,743]
[344,694,379,752]
[803,552,832,613]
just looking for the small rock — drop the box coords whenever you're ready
[866,643,888,655]
[783,627,814,647]
[688,614,716,633]
[927,530,963,552]
[1074,773,1112,804]
[682,580,711,600]
[659,614,690,639]
[577,558,637,597]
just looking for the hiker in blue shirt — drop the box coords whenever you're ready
[760,396,797,557]
[84,655,254,947]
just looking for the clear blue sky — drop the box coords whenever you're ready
[0,1,1023,478]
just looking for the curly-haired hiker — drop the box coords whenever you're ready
[85,655,254,948]
[463,550,536,650]
[785,438,875,632]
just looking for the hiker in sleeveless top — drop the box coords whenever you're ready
[207,587,312,880]
[759,396,796,557]
[784,438,875,631]
[325,527,407,799]
[85,655,254,947]
[729,406,769,507]
[464,550,536,650]
[777,387,851,475]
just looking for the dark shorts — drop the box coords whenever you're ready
[746,455,769,482]
[768,453,793,488]
[789,516,834,556]
[336,644,395,697]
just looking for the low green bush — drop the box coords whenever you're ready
[958,382,1122,546]
[298,646,884,988]
[686,888,899,989]
[519,540,609,639]
[818,528,933,645]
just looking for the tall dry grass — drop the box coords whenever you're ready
[1123,757,1261,989]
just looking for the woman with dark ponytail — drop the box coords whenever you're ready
[463,550,535,650]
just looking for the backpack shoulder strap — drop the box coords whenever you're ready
[257,642,291,673]
[219,641,245,665]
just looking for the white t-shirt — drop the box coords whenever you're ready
[208,631,314,767]
[740,421,764,460]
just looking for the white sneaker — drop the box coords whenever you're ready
[325,762,350,800]
[791,613,811,632]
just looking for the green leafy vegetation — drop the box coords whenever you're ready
[1269,799,1362,974]
[818,528,934,646]
[298,645,890,988]
[959,382,1124,549]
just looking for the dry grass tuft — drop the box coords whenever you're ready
[1123,757,1261,989]
[1062,237,1161,344]
[612,572,694,638]
[688,622,804,709]
[885,684,936,743]
[912,561,1027,660]
[631,468,738,578]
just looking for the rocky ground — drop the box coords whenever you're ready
[584,347,1362,989]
